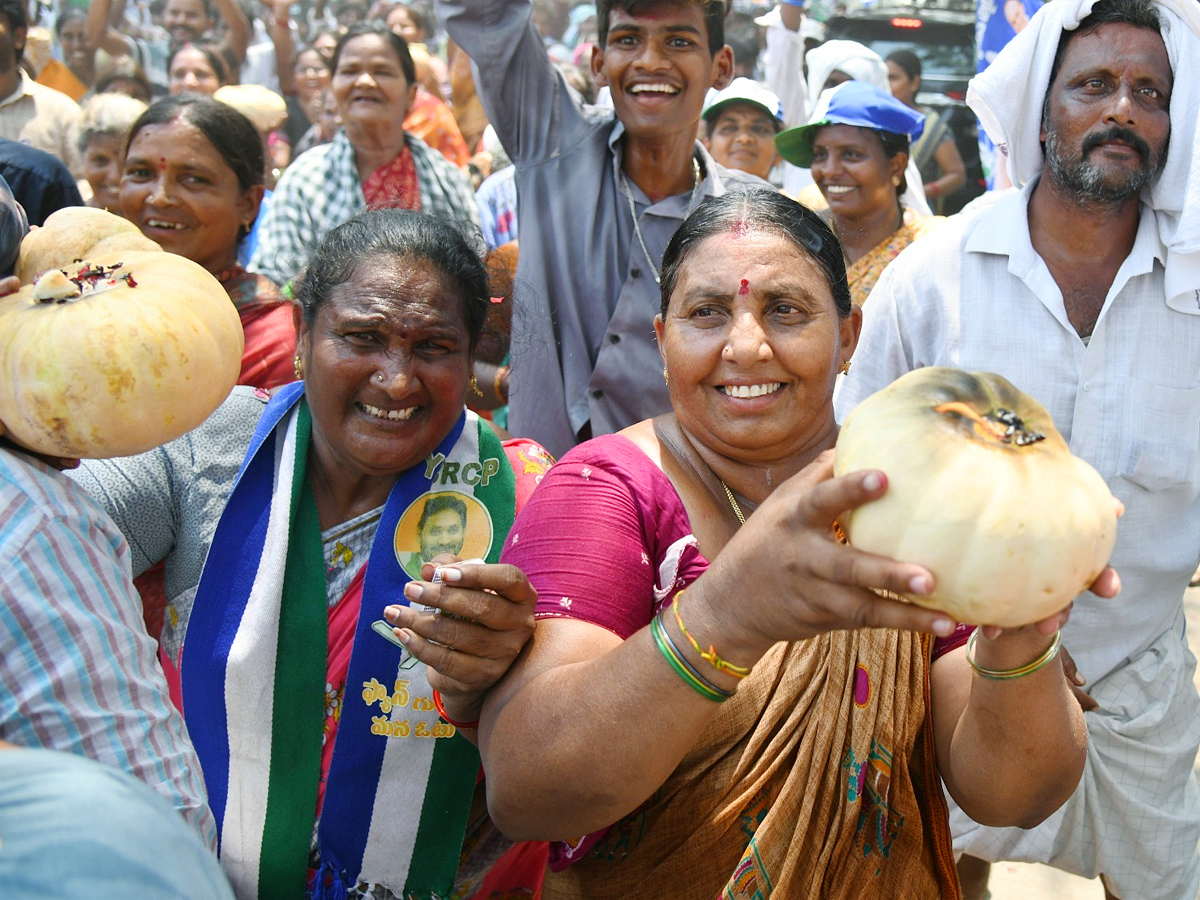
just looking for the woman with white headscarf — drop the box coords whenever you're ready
[774,39,931,213]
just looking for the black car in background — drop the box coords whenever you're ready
[821,1,985,213]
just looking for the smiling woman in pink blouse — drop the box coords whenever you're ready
[481,188,1109,899]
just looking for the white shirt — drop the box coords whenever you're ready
[835,181,1200,682]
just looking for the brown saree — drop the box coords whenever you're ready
[543,628,961,900]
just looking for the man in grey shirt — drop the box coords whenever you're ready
[440,0,765,455]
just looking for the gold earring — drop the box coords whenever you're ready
[294,353,304,380]
[839,359,852,375]
[470,373,484,397]
[891,175,902,187]
[663,367,669,385]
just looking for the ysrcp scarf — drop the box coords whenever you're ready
[183,381,517,899]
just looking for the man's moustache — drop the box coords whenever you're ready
[1082,127,1150,161]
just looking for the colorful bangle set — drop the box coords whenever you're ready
[650,613,732,702]
[672,592,751,679]
[964,629,1062,680]
[649,591,757,702]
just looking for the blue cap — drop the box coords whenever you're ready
[775,81,925,168]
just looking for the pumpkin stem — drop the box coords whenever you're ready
[934,402,1046,446]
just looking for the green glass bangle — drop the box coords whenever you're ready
[650,613,731,702]
[657,610,732,697]
[965,629,1063,680]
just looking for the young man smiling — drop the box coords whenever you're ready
[440,0,765,456]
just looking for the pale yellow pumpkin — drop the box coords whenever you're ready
[16,207,161,284]
[0,251,244,458]
[834,367,1117,627]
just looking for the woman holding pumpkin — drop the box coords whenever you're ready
[72,209,550,899]
[481,189,1109,897]
[121,95,295,391]
[250,23,478,288]
[778,81,943,308]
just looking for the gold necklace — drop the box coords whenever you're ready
[621,157,702,285]
[720,477,847,542]
[720,479,748,526]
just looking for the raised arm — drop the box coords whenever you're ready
[215,0,254,64]
[268,0,297,97]
[761,4,809,127]
[437,0,590,165]
[85,0,139,61]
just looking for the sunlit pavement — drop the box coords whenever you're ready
[986,584,1200,900]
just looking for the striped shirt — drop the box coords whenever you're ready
[249,129,480,287]
[0,446,216,847]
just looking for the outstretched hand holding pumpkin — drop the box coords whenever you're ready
[681,451,956,668]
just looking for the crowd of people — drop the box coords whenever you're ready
[1,0,1198,898]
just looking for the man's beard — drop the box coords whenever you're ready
[1044,125,1166,204]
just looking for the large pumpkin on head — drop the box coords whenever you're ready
[834,367,1117,627]
[16,207,162,284]
[0,251,244,458]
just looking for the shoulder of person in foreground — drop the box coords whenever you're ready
[0,444,219,845]
[0,747,234,899]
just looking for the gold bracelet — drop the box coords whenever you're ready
[965,629,1062,680]
[672,591,751,680]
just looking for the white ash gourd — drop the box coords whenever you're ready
[0,250,244,458]
[834,367,1117,627]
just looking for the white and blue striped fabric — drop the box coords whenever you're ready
[0,445,216,848]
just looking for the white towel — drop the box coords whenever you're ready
[967,0,1200,313]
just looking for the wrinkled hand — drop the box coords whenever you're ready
[699,450,954,662]
[383,558,537,717]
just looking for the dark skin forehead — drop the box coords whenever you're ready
[1051,21,1172,93]
[604,0,712,43]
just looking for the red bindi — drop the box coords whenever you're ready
[738,279,749,295]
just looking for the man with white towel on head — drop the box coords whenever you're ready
[835,0,1200,898]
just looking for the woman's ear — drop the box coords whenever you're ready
[841,304,863,361]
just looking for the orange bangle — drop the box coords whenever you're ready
[432,689,479,729]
